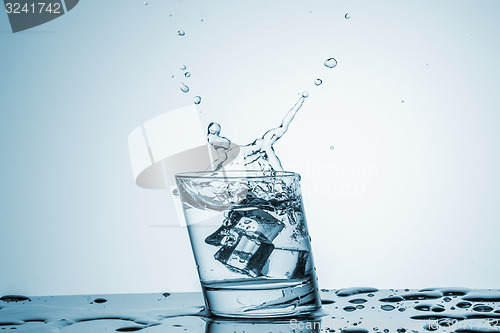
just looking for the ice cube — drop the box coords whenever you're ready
[205,219,236,247]
[262,247,309,279]
[205,208,284,246]
[231,208,284,241]
[214,231,274,277]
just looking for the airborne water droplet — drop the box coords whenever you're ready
[324,58,338,68]
[315,79,322,86]
[177,30,185,36]
[330,146,334,150]
[144,1,148,5]
[180,64,186,70]
[194,96,201,104]
[185,72,191,77]
[180,82,189,93]
[302,91,309,98]
[345,13,350,19]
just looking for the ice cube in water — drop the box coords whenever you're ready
[214,231,274,277]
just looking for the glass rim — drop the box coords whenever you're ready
[175,170,299,180]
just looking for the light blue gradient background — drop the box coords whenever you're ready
[0,0,499,296]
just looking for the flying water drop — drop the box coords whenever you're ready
[302,91,309,98]
[179,82,189,93]
[177,30,185,36]
[144,1,148,5]
[194,96,201,104]
[185,72,191,77]
[345,13,350,19]
[315,78,323,86]
[324,58,338,68]
[180,64,186,70]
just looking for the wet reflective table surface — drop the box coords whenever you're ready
[1,288,500,332]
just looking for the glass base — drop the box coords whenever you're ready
[202,277,321,318]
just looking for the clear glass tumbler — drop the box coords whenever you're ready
[175,170,321,317]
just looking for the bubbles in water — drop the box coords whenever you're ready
[302,91,309,98]
[177,30,185,36]
[180,64,186,70]
[194,96,202,104]
[179,82,189,93]
[185,72,191,77]
[345,13,351,19]
[315,78,323,86]
[324,58,338,68]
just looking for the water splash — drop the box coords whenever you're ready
[193,96,201,104]
[206,93,307,171]
[324,57,338,68]
[180,82,189,93]
[315,78,323,86]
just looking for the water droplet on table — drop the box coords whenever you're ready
[180,82,189,93]
[315,78,323,86]
[324,58,338,68]
[381,305,395,311]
